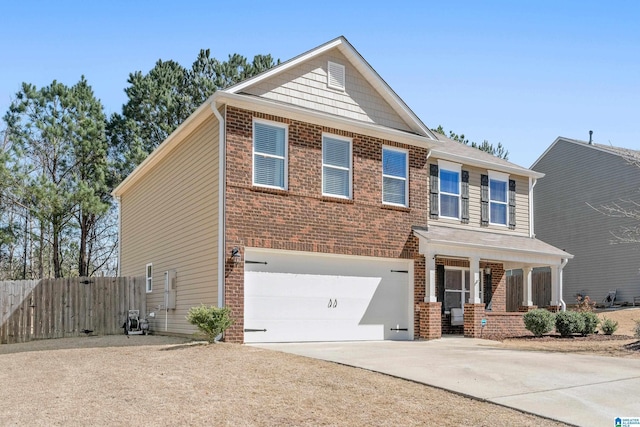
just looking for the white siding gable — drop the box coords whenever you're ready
[242,49,413,132]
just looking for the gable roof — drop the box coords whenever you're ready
[224,36,437,140]
[431,132,544,178]
[531,136,640,169]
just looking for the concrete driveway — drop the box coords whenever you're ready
[253,337,640,426]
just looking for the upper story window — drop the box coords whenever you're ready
[322,134,352,198]
[145,263,153,293]
[489,171,509,226]
[253,119,288,190]
[439,160,461,219]
[382,146,408,207]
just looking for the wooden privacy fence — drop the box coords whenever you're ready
[0,276,146,344]
[506,271,552,312]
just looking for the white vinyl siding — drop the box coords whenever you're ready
[253,120,288,189]
[322,134,352,198]
[439,160,461,219]
[489,171,509,226]
[146,263,153,293]
[382,146,408,206]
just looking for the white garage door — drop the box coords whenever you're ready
[243,248,413,343]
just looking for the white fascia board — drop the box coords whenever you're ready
[112,100,214,197]
[430,148,545,179]
[421,236,573,260]
[215,92,437,150]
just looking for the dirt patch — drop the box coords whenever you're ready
[0,335,565,426]
[597,306,640,336]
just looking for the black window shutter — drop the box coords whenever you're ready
[430,164,439,218]
[480,174,489,226]
[461,170,469,224]
[437,264,445,313]
[509,179,516,230]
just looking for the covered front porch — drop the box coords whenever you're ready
[413,226,573,339]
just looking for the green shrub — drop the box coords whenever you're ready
[635,320,640,339]
[186,305,233,342]
[555,311,585,336]
[580,312,600,335]
[600,317,619,335]
[523,309,556,337]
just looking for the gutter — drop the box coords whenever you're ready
[211,102,226,309]
[115,196,121,276]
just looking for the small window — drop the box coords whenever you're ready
[145,263,153,293]
[489,171,508,225]
[382,147,408,206]
[322,134,352,198]
[253,120,288,189]
[439,161,461,219]
[327,61,345,91]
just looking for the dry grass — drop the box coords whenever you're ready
[0,335,565,426]
[500,307,640,358]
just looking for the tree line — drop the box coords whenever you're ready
[0,50,510,280]
[0,50,278,279]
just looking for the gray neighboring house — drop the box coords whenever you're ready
[532,136,640,305]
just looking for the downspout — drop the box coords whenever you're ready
[559,258,568,311]
[115,196,122,276]
[529,177,537,238]
[211,101,226,309]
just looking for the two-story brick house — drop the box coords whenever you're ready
[113,37,572,343]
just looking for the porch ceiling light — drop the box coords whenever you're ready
[485,267,491,275]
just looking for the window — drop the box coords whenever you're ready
[439,161,461,219]
[382,147,408,206]
[444,268,470,312]
[145,263,153,293]
[489,171,509,225]
[253,120,287,189]
[322,134,352,198]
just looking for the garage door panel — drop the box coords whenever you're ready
[244,250,412,343]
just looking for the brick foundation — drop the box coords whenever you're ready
[463,303,486,337]
[483,312,532,337]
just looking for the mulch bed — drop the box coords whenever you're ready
[487,333,636,342]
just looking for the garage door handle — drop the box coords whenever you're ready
[390,327,408,331]
[328,299,337,308]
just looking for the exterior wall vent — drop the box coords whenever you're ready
[327,61,346,91]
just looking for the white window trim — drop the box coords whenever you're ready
[252,118,289,190]
[382,145,409,207]
[145,263,153,293]
[322,133,352,199]
[327,61,346,91]
[438,160,462,219]
[488,170,509,226]
[444,266,470,314]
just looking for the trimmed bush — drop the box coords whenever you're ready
[523,308,556,337]
[186,305,234,342]
[635,320,640,339]
[580,312,600,335]
[600,317,619,335]
[555,311,585,336]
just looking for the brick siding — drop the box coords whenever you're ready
[223,107,429,342]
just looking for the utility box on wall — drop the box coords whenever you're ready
[165,270,177,310]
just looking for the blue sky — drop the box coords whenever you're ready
[1,1,639,167]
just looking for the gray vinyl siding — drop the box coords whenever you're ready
[533,139,640,304]
[243,49,412,132]
[120,115,219,335]
[427,161,530,236]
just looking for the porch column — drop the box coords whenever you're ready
[469,256,481,304]
[550,264,563,310]
[522,267,533,307]
[425,255,437,302]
